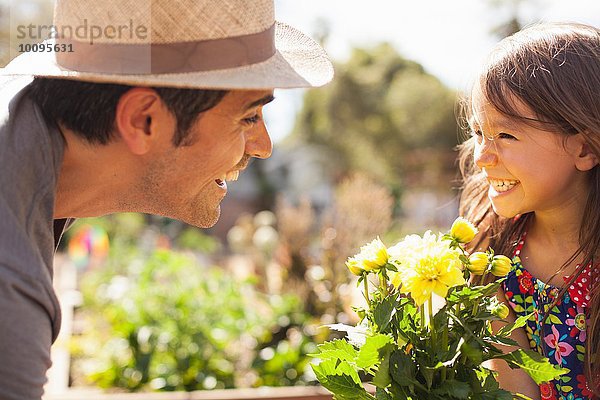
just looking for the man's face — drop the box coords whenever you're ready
[140,89,274,227]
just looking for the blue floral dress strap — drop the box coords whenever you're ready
[502,231,598,400]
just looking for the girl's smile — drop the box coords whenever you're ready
[469,88,592,220]
[486,177,520,194]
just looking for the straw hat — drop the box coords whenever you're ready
[1,0,333,89]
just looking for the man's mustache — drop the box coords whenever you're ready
[234,154,251,171]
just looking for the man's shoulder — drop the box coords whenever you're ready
[0,75,62,280]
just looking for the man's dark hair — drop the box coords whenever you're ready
[27,78,227,146]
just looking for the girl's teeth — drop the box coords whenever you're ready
[489,179,519,192]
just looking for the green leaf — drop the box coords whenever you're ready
[447,281,502,304]
[388,383,415,400]
[474,389,514,400]
[496,312,533,337]
[388,350,417,387]
[357,334,393,370]
[432,379,472,399]
[312,359,375,400]
[385,263,398,272]
[487,335,519,347]
[460,339,484,364]
[499,349,567,384]
[478,368,500,391]
[313,339,358,363]
[327,323,369,347]
[372,347,392,388]
[375,387,393,400]
[373,294,398,331]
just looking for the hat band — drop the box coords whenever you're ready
[55,23,276,75]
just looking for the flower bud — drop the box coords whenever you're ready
[356,237,389,271]
[492,303,510,319]
[450,217,478,244]
[490,255,512,277]
[467,252,489,275]
[345,257,364,276]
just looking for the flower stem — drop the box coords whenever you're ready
[379,273,388,297]
[363,275,371,310]
[478,271,488,286]
[472,272,489,316]
[428,295,434,331]
[441,319,448,383]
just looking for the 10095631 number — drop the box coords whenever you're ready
[18,43,73,53]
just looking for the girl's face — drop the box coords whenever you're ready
[470,88,592,219]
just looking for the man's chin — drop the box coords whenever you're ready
[185,205,221,228]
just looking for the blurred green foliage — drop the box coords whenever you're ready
[71,249,320,391]
[176,227,221,253]
[290,43,459,193]
[64,214,221,255]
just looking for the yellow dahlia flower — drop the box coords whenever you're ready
[450,217,478,244]
[345,257,364,276]
[490,255,512,277]
[355,237,389,271]
[467,252,490,275]
[388,231,466,306]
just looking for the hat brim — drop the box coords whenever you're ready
[0,22,333,90]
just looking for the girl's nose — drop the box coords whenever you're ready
[245,121,272,159]
[474,137,498,169]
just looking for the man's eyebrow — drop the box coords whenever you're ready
[244,94,275,111]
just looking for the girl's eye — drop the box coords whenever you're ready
[470,129,516,141]
[497,132,516,140]
[242,114,261,126]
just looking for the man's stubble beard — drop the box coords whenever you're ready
[137,152,223,229]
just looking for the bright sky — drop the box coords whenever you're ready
[266,0,600,143]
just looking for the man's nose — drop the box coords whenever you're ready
[474,137,498,169]
[245,121,272,159]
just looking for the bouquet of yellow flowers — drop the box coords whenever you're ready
[311,218,564,400]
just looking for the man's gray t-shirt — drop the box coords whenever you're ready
[0,77,64,399]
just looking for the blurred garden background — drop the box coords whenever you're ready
[1,0,599,397]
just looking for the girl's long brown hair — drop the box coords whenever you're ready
[458,22,600,394]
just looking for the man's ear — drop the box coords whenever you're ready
[115,88,166,155]
[570,133,600,172]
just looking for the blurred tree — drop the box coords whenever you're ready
[486,0,545,38]
[289,43,458,197]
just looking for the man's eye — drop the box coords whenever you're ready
[243,114,261,125]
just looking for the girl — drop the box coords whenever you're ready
[459,23,599,399]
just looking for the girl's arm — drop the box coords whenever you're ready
[487,288,541,399]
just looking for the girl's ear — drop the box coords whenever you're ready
[570,133,599,172]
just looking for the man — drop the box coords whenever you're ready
[0,0,333,398]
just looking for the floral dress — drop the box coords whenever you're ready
[502,232,598,400]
